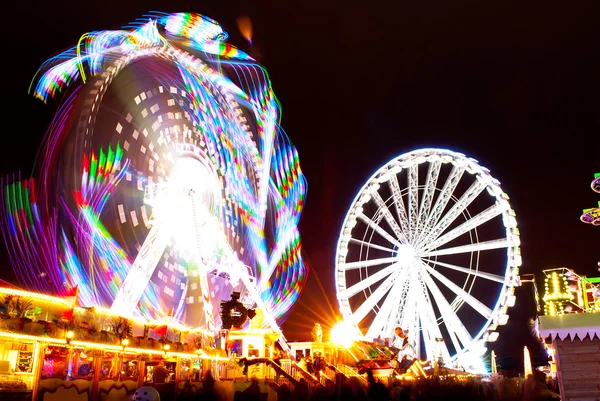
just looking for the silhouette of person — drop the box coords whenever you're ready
[152,361,169,384]
[243,377,261,401]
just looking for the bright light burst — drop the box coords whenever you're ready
[330,321,359,349]
[1,12,307,330]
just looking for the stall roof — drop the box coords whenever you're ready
[0,280,21,289]
[539,313,600,340]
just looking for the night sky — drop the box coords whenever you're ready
[1,0,599,373]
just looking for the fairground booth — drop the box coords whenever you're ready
[538,268,600,401]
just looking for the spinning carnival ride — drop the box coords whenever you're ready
[580,173,600,226]
[335,149,521,372]
[1,13,307,333]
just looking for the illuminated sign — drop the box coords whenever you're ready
[83,348,107,358]
[4,342,34,352]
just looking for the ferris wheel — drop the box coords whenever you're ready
[1,13,307,334]
[335,148,521,367]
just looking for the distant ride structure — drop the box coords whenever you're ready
[335,148,521,371]
[1,12,307,334]
[580,173,600,226]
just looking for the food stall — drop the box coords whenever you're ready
[0,285,225,401]
[0,338,40,400]
[538,268,600,400]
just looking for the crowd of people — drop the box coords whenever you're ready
[170,370,559,401]
[147,325,560,401]
[295,351,327,380]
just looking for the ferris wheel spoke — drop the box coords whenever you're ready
[414,272,449,361]
[350,272,398,326]
[338,263,398,299]
[420,238,509,258]
[388,174,411,236]
[419,261,492,319]
[416,160,441,238]
[415,165,465,247]
[365,270,409,339]
[393,276,412,324]
[338,256,399,271]
[392,269,414,327]
[421,270,473,351]
[111,223,172,314]
[419,180,486,249]
[358,213,403,248]
[426,203,503,251]
[372,191,408,243]
[349,238,396,253]
[408,164,419,238]
[382,270,412,335]
[398,272,419,342]
[424,259,506,283]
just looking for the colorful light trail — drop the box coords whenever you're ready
[1,12,307,332]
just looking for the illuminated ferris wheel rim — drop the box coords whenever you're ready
[335,148,521,364]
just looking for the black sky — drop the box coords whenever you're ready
[1,0,599,371]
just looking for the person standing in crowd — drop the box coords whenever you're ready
[313,352,325,382]
[305,354,314,374]
[152,361,169,384]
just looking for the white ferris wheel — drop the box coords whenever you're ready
[335,148,521,369]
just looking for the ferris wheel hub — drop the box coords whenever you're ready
[396,243,417,268]
[143,156,224,261]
